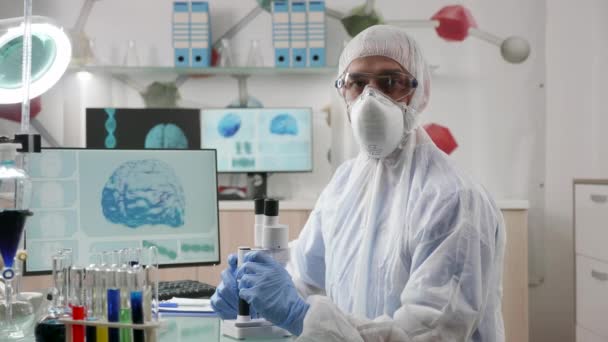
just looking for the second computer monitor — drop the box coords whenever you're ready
[201,108,313,173]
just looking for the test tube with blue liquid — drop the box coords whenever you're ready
[107,251,121,342]
[129,263,145,342]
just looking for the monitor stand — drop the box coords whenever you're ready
[217,173,270,201]
[246,172,268,199]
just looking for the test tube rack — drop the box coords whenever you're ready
[59,318,161,342]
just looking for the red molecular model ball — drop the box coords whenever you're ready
[424,123,458,155]
[431,5,478,42]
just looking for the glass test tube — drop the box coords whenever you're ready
[118,250,132,342]
[107,252,120,342]
[70,266,86,342]
[97,251,113,342]
[61,249,73,313]
[144,246,159,322]
[50,252,65,317]
[129,264,145,342]
[129,248,141,267]
[85,256,101,342]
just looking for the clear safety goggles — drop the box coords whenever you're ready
[335,71,418,104]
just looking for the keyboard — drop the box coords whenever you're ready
[157,280,216,301]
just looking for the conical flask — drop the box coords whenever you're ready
[0,138,34,340]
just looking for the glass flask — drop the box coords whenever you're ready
[0,138,34,340]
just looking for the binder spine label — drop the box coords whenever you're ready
[290,1,308,67]
[307,1,326,67]
[191,1,211,67]
[272,1,291,67]
[173,2,190,67]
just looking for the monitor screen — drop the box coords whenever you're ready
[24,148,220,274]
[201,108,313,173]
[86,108,201,150]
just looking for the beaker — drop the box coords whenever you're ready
[218,38,234,67]
[246,39,264,67]
[123,40,141,67]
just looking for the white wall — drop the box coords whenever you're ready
[532,1,608,341]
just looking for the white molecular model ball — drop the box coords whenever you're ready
[501,36,531,64]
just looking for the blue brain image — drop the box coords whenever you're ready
[270,114,298,135]
[101,159,186,228]
[145,123,188,149]
[218,113,241,138]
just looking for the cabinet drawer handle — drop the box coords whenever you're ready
[590,194,608,203]
[591,270,608,281]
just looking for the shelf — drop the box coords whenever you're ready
[68,65,338,77]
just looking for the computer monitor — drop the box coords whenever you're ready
[200,108,313,173]
[86,108,201,149]
[23,148,220,274]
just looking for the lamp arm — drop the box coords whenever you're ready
[20,0,33,134]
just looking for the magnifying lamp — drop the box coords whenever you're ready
[0,16,71,104]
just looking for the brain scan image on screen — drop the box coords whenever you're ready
[101,159,186,228]
[202,108,312,172]
[270,113,299,136]
[218,113,242,138]
[145,123,189,149]
[25,149,219,273]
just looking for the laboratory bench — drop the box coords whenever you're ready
[21,199,530,342]
[24,316,293,342]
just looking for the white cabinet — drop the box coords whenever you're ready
[575,180,608,342]
[576,184,608,261]
[578,326,608,342]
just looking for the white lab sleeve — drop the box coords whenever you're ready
[296,188,505,342]
[288,161,354,299]
[288,188,328,299]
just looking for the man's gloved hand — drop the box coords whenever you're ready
[237,251,310,336]
[210,254,240,319]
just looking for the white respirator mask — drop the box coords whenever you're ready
[348,86,416,159]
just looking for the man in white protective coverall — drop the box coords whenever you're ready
[211,25,506,342]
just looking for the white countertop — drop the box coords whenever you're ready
[219,199,529,211]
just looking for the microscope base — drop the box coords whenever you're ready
[221,319,291,340]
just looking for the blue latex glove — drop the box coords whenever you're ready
[211,254,258,320]
[237,251,310,336]
[210,254,240,319]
